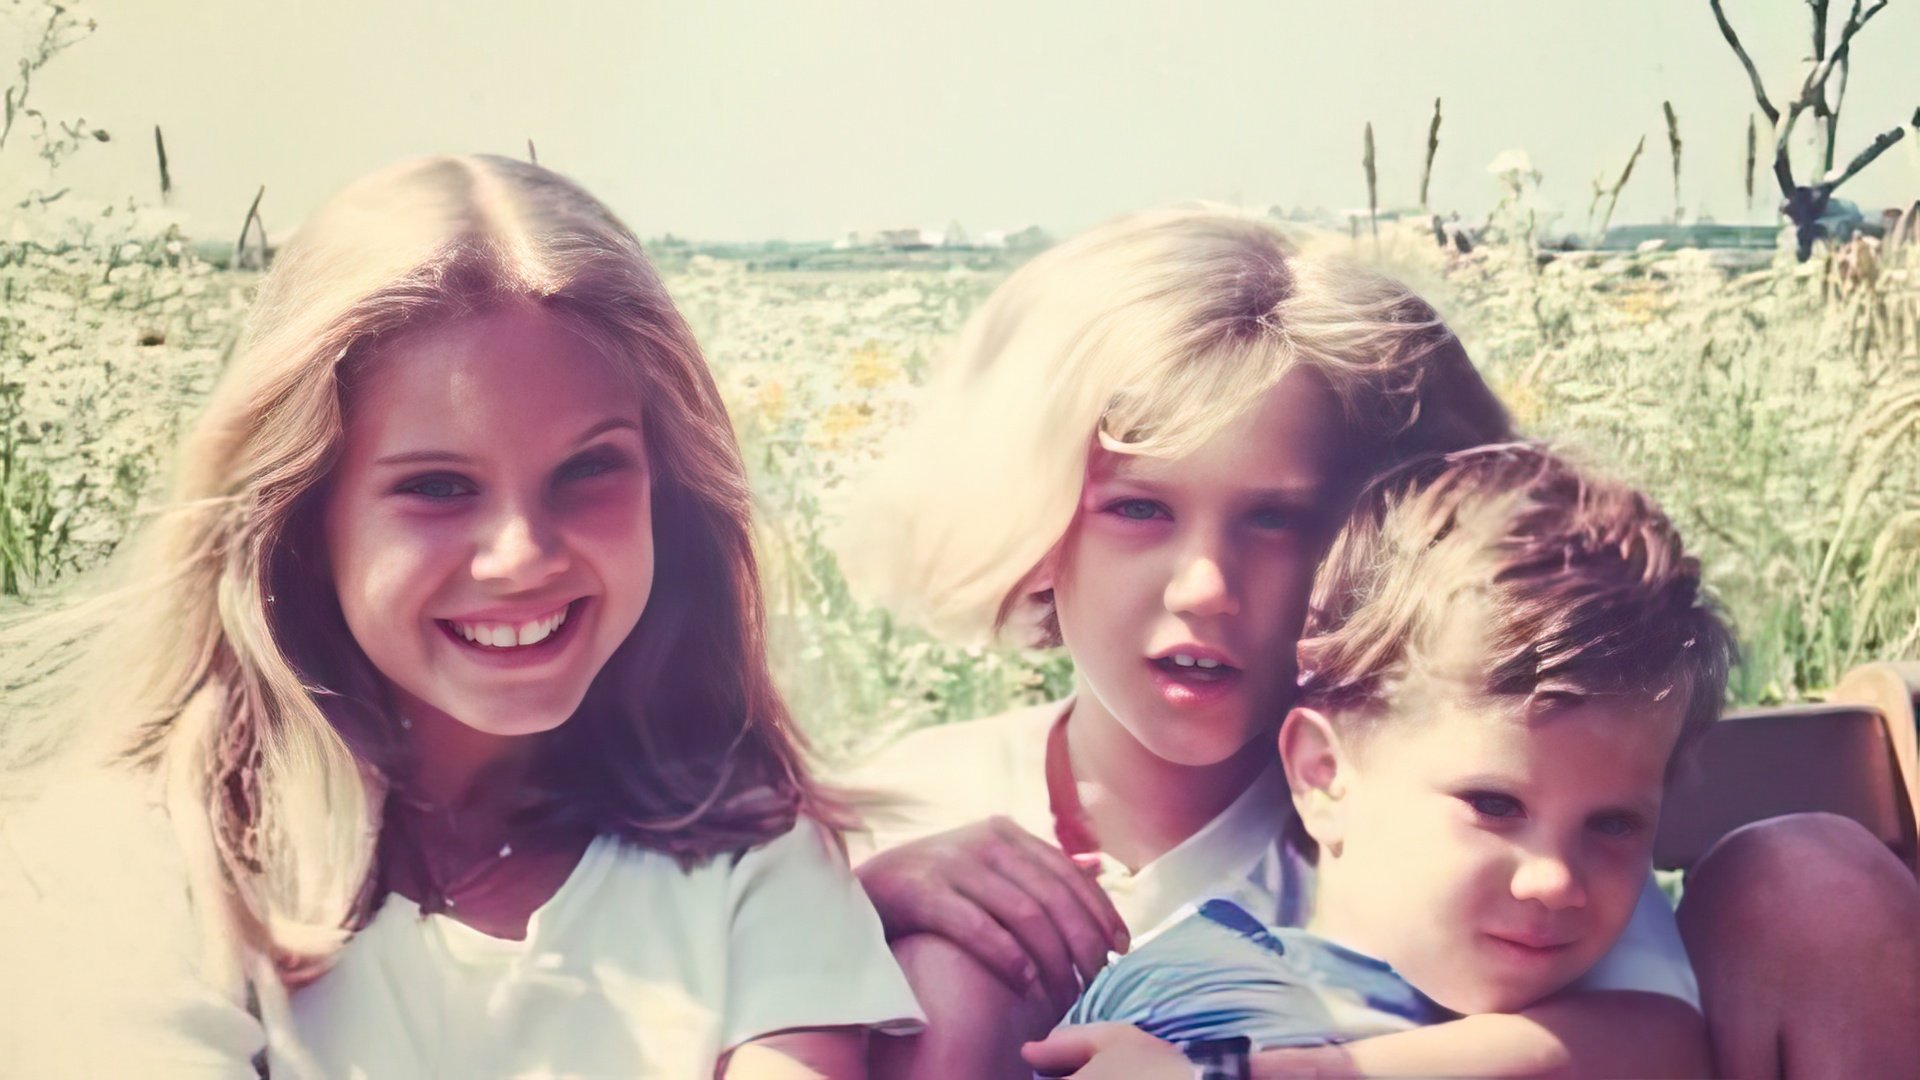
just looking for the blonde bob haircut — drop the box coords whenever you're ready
[6,155,825,983]
[837,205,1510,646]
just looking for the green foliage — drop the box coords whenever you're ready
[671,262,1076,760]
[11,201,1916,750]
[0,380,76,594]
[1429,196,1920,703]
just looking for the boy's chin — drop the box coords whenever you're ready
[1417,971,1571,1017]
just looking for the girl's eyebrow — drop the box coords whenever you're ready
[372,417,642,468]
[1093,467,1329,509]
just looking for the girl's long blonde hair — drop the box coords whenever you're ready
[837,205,1511,645]
[7,155,824,980]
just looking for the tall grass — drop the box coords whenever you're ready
[4,213,1914,757]
[0,212,243,599]
[1424,203,1920,703]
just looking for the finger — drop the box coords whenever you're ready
[953,866,1083,1010]
[915,887,1037,993]
[982,840,1120,985]
[1020,1024,1131,1075]
[994,818,1131,952]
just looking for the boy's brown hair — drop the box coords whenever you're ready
[1299,442,1735,756]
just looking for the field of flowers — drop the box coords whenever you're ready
[4,204,1917,760]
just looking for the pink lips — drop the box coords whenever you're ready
[1145,644,1245,709]
[1484,931,1576,960]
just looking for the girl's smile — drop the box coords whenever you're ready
[436,597,586,664]
[323,303,655,749]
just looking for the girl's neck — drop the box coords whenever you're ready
[397,699,538,812]
[1063,682,1277,871]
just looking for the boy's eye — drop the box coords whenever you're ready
[1105,498,1168,522]
[1463,792,1524,821]
[398,474,472,500]
[1590,813,1644,840]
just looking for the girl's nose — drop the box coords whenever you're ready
[1511,849,1589,912]
[471,506,569,587]
[1164,545,1239,618]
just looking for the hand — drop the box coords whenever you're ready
[855,817,1129,1011]
[1023,1024,1192,1079]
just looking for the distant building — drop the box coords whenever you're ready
[981,224,1050,251]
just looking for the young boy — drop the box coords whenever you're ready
[1056,443,1735,1061]
[850,208,1919,1079]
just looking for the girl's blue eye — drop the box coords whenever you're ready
[1465,792,1524,820]
[557,447,637,485]
[1249,506,1301,531]
[1107,498,1166,522]
[399,475,470,500]
[560,456,616,482]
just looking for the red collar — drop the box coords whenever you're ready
[1045,710,1101,857]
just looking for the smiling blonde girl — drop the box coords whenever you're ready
[0,155,919,1079]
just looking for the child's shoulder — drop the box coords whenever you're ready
[862,698,1064,770]
[838,699,1065,847]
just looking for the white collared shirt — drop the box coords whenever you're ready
[846,698,1700,1008]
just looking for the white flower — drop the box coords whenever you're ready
[1486,149,1536,176]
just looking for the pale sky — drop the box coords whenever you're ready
[10,0,1918,242]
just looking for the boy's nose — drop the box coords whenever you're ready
[1164,547,1239,618]
[471,507,569,587]
[1510,850,1588,912]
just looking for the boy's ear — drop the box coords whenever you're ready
[1280,706,1350,856]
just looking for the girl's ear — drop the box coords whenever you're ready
[1280,706,1350,857]
[1023,544,1060,596]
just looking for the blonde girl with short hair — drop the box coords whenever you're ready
[0,154,920,1079]
[840,205,1919,1079]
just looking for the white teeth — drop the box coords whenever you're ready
[1173,654,1197,667]
[449,603,571,649]
[1167,653,1225,669]
[1196,658,1221,669]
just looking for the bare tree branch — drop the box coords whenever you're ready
[1825,123,1907,193]
[1805,0,1886,96]
[1772,111,1799,194]
[1362,121,1378,246]
[234,184,266,269]
[1823,53,1851,175]
[1710,0,1779,124]
[1419,98,1441,210]
[1745,114,1759,206]
[1664,100,1684,220]
[1810,0,1830,61]
[153,125,170,199]
[1597,135,1646,238]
